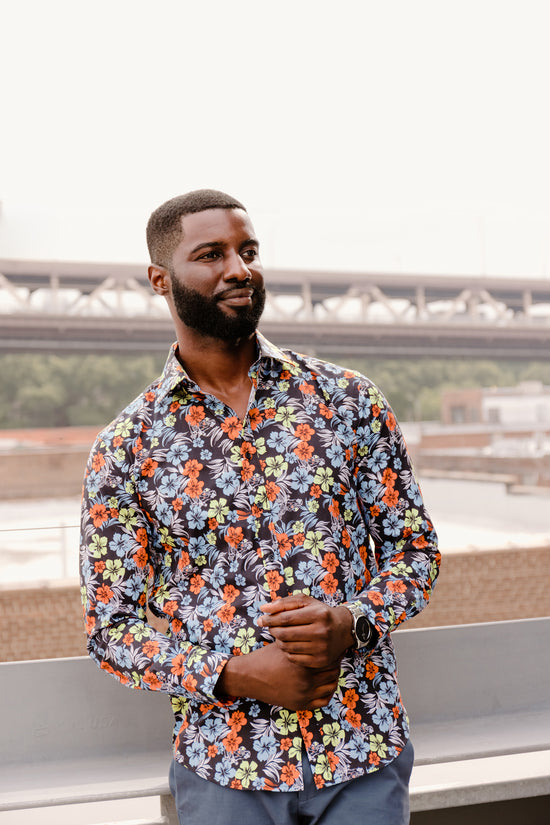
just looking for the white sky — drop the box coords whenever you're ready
[1,0,549,276]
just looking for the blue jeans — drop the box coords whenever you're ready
[169,738,414,825]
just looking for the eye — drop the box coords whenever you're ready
[198,250,221,261]
[242,248,258,261]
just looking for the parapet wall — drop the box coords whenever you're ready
[1,544,549,661]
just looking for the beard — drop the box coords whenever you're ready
[170,275,266,343]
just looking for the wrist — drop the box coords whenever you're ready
[345,602,374,650]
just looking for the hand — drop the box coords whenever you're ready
[257,594,354,669]
[215,642,340,710]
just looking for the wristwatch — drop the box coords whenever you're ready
[347,602,374,649]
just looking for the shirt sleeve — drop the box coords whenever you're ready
[79,434,230,706]
[352,383,441,640]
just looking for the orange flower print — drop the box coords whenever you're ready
[182,459,203,478]
[296,709,312,726]
[387,580,407,593]
[276,532,291,558]
[294,441,314,460]
[345,709,361,728]
[169,400,181,413]
[226,526,244,547]
[229,710,247,731]
[240,441,256,457]
[133,547,148,568]
[217,603,235,623]
[190,574,205,594]
[123,632,134,646]
[319,403,333,419]
[295,423,315,441]
[367,591,384,605]
[223,584,240,603]
[265,570,283,594]
[143,671,162,690]
[327,751,339,771]
[370,504,380,518]
[185,478,204,498]
[90,503,108,527]
[143,640,160,658]
[381,468,397,487]
[185,405,205,426]
[208,744,218,758]
[320,573,338,595]
[163,600,178,616]
[182,674,198,693]
[240,459,254,481]
[248,408,263,429]
[94,560,106,574]
[112,435,123,447]
[314,774,325,789]
[342,689,358,708]
[382,488,399,508]
[222,730,242,753]
[172,498,183,511]
[372,404,380,417]
[310,484,322,499]
[136,527,148,547]
[386,411,396,430]
[365,661,379,679]
[280,737,292,751]
[328,499,340,518]
[413,535,428,549]
[141,458,158,477]
[230,779,242,790]
[265,480,281,501]
[221,416,242,439]
[91,451,105,471]
[369,752,381,766]
[299,382,315,394]
[96,584,114,603]
[171,654,185,676]
[281,763,300,786]
[144,391,156,402]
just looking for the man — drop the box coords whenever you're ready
[80,189,440,824]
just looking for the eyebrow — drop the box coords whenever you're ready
[190,238,259,254]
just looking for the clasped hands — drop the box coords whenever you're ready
[216,594,354,711]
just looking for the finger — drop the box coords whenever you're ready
[258,607,314,629]
[259,595,309,615]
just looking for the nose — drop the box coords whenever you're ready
[223,251,251,282]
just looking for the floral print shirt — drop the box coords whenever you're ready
[80,333,440,792]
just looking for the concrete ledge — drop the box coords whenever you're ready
[410,749,550,811]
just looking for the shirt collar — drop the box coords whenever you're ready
[156,332,299,403]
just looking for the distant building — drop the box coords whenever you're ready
[441,382,550,426]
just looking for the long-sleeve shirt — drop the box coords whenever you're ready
[80,332,440,792]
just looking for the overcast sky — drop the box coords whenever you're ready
[1,0,549,276]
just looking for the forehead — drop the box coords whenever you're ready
[178,208,256,249]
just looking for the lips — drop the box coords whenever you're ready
[216,287,254,305]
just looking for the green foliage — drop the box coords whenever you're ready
[0,351,547,428]
[0,353,166,428]
[325,354,547,422]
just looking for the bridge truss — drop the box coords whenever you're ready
[1,259,549,360]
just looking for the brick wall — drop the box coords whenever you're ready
[1,545,548,661]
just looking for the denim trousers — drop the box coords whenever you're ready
[169,738,414,825]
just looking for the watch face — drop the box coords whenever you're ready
[355,615,372,645]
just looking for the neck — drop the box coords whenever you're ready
[175,330,257,418]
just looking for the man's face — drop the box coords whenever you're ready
[168,208,265,343]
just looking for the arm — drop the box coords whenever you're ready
[353,385,440,639]
[80,435,229,705]
[257,385,440,660]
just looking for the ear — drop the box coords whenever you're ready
[148,264,170,296]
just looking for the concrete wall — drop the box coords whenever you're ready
[1,545,549,662]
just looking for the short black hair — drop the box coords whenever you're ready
[146,189,247,267]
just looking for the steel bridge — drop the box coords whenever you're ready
[1,258,549,360]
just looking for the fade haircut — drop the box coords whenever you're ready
[146,189,247,268]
